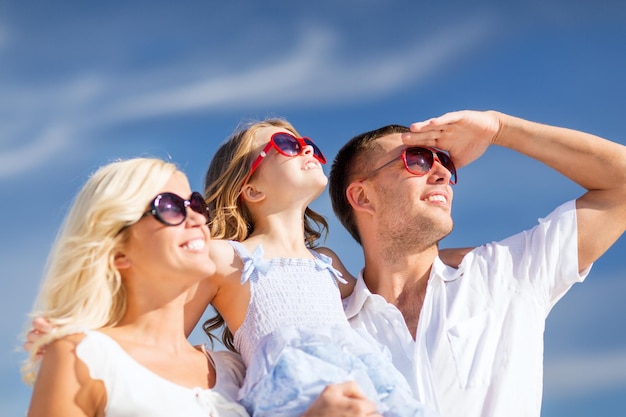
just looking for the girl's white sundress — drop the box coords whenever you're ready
[230,241,435,417]
[76,330,249,417]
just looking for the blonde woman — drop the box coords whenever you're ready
[22,158,248,417]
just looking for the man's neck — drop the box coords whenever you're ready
[362,245,438,339]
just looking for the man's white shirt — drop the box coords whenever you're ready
[344,200,589,417]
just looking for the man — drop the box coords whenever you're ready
[327,110,626,417]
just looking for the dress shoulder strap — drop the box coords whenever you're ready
[227,241,270,283]
[308,249,348,284]
[228,240,251,262]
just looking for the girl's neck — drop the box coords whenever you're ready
[245,198,319,257]
[244,231,313,259]
[245,216,315,259]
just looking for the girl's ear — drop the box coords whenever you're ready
[240,183,266,203]
[346,182,375,215]
[113,252,131,270]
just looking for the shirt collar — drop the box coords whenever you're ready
[343,268,371,319]
[432,254,466,282]
[343,255,466,318]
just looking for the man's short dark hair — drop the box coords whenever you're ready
[329,125,409,245]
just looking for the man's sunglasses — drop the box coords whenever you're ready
[143,192,210,226]
[245,132,327,183]
[366,147,457,184]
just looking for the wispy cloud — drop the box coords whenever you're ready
[0,16,495,181]
[0,123,71,178]
[541,271,626,399]
[544,349,626,398]
[101,18,495,120]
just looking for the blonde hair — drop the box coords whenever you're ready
[21,157,179,384]
[203,119,329,350]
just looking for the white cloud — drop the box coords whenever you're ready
[542,272,626,400]
[0,16,495,181]
[0,123,70,178]
[544,349,626,398]
[98,19,496,121]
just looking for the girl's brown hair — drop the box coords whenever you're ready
[202,119,328,350]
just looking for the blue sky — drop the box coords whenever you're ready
[2,1,625,415]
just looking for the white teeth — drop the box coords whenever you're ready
[182,239,205,251]
[425,195,446,203]
[303,161,318,170]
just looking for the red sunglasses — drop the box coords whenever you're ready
[365,146,457,184]
[244,132,326,183]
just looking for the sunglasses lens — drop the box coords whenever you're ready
[304,138,327,164]
[404,148,434,175]
[272,133,301,156]
[436,152,457,184]
[404,148,457,184]
[189,192,210,224]
[154,193,186,226]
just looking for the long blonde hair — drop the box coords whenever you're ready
[21,157,178,384]
[203,119,329,350]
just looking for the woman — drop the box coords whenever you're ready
[22,158,248,417]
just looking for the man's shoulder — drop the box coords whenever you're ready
[439,247,474,268]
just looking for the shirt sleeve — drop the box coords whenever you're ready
[477,200,590,313]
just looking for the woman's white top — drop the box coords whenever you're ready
[76,330,249,417]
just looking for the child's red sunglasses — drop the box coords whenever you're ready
[244,132,326,184]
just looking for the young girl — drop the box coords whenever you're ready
[184,120,438,417]
[22,158,249,417]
